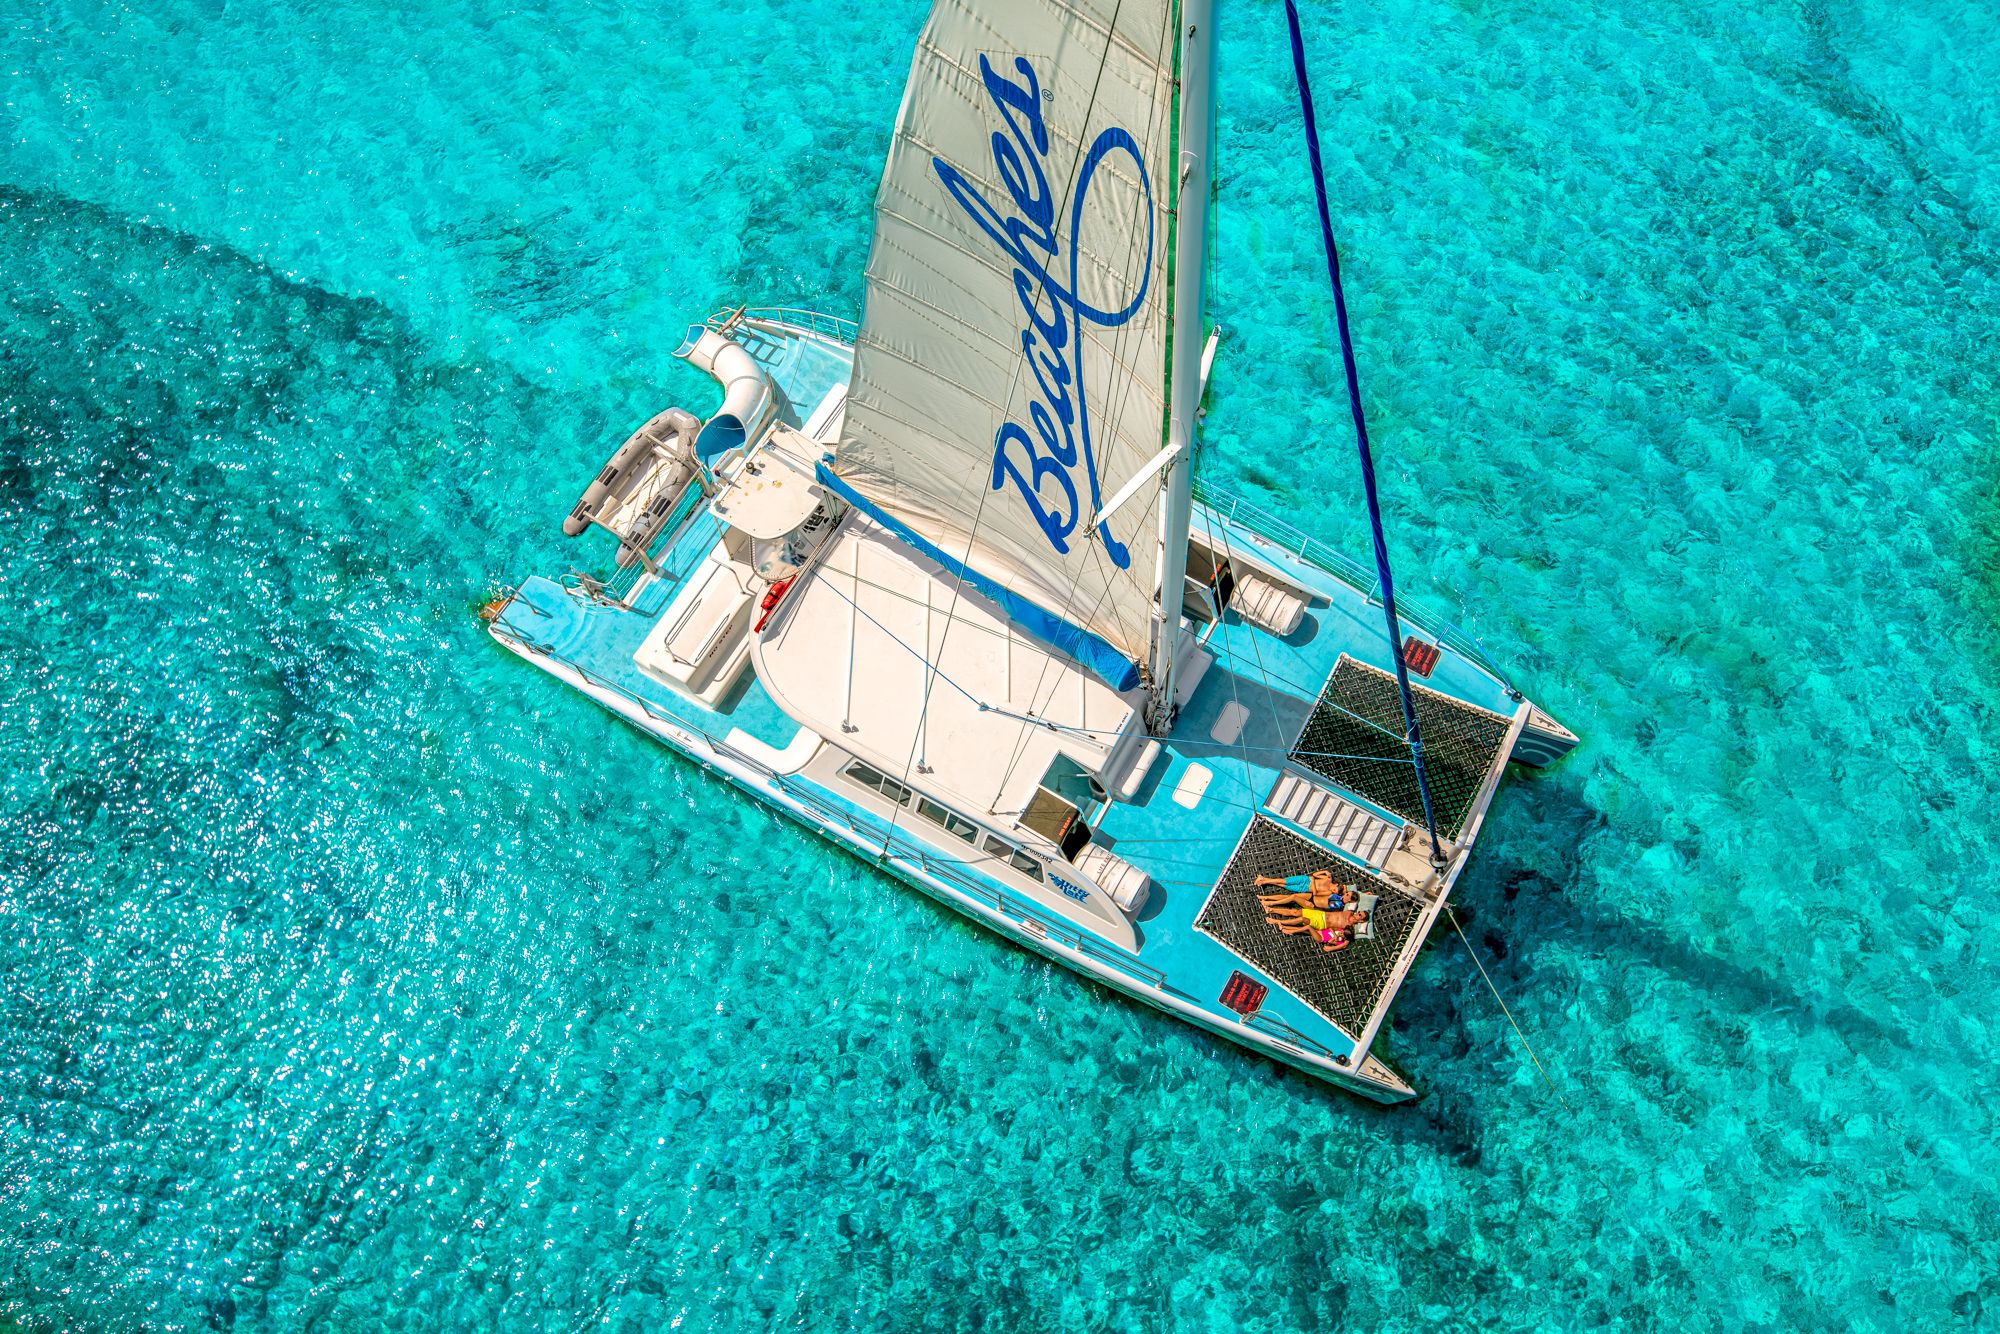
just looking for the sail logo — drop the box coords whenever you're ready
[932,55,1154,570]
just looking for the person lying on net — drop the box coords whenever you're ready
[1264,902,1370,951]
[1253,871,1367,951]
[1252,869,1354,912]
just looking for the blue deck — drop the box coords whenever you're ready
[496,315,1528,1078]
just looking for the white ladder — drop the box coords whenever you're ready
[1266,771,1403,868]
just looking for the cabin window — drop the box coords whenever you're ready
[918,797,978,843]
[843,761,912,808]
[1009,850,1044,882]
[980,832,1044,881]
[844,765,1045,883]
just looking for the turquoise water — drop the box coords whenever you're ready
[3,0,1997,1326]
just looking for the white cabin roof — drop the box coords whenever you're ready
[752,515,1140,821]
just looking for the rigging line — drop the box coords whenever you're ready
[1087,0,1181,555]
[1198,497,1419,758]
[991,483,1135,807]
[833,563,1027,643]
[1208,510,1302,752]
[810,542,1224,783]
[1007,0,1179,647]
[985,726,1428,774]
[1445,905,1571,1113]
[1309,688,1428,752]
[993,558,1124,811]
[1168,559,1421,743]
[984,5,1184,816]
[989,721,1429,768]
[814,595,1425,768]
[820,548,1144,754]
[1282,0,1445,865]
[831,535,960,854]
[1005,134,1162,697]
[822,568,1420,794]
[828,544,1143,752]
[988,3,1182,788]
[840,531,862,733]
[1198,509,1339,819]
[985,447,1135,803]
[1203,594,1268,810]
[815,561,988,712]
[1148,0,1193,706]
[882,657,925,852]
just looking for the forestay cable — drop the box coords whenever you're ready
[1281,0,1445,866]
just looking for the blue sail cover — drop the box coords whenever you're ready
[815,464,1141,692]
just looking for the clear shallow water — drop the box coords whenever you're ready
[2,0,1997,1327]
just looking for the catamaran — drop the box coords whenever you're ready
[485,0,1574,1101]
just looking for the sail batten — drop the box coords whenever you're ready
[834,0,1183,689]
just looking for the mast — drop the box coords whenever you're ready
[1145,0,1214,733]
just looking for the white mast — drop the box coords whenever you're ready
[1146,0,1215,732]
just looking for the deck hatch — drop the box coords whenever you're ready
[1219,972,1269,1017]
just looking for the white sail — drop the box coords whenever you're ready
[827,0,1183,691]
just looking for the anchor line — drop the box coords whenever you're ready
[1446,906,1571,1112]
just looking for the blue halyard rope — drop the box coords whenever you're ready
[1282,0,1446,866]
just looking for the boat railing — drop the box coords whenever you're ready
[1240,1009,1339,1059]
[562,485,714,611]
[1192,477,1519,695]
[706,305,858,347]
[600,563,652,606]
[731,770,1170,991]
[488,612,1172,993]
[887,843,1172,990]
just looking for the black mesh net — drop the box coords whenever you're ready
[1194,819,1428,1038]
[1291,658,1510,839]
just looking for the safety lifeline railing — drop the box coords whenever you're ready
[1240,1009,1339,1060]
[487,610,1170,993]
[708,305,859,348]
[889,841,1172,990]
[1192,476,1519,695]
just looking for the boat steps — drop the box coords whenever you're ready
[1266,770,1402,868]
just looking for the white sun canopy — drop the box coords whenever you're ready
[827,0,1183,693]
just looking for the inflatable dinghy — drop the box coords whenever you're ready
[564,408,702,568]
